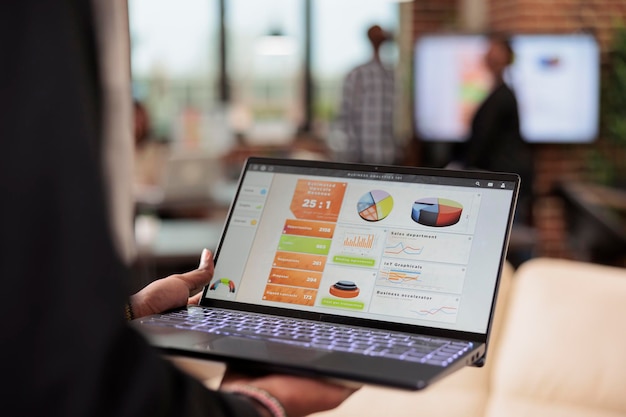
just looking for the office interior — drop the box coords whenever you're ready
[129,0,626,291]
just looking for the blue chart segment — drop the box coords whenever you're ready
[411,197,463,227]
[358,190,393,222]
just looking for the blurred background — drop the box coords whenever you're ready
[129,0,626,289]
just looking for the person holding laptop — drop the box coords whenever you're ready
[0,1,355,417]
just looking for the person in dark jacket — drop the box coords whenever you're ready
[0,1,355,416]
[455,34,534,227]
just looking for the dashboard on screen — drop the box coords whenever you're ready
[413,33,600,143]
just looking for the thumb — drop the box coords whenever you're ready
[187,248,214,304]
[178,248,214,298]
[198,248,213,271]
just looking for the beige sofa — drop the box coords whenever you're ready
[172,258,626,417]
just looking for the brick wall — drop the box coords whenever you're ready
[411,0,626,265]
[488,0,626,263]
[404,0,459,167]
[412,0,458,35]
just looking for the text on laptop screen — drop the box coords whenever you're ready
[205,161,516,334]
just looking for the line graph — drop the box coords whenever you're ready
[383,242,423,256]
[381,270,421,283]
[370,290,461,324]
[378,269,421,287]
[383,229,473,264]
[413,306,458,316]
[377,260,465,293]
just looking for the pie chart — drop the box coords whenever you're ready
[358,190,393,222]
[411,197,463,227]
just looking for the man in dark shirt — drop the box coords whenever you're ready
[456,35,534,226]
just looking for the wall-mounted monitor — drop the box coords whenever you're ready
[413,33,600,143]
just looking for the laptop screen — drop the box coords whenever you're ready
[204,158,518,335]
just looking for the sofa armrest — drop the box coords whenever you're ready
[486,258,626,417]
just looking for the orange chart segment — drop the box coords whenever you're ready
[283,219,336,239]
[290,179,347,222]
[358,190,394,222]
[263,284,317,306]
[272,251,327,272]
[268,268,322,289]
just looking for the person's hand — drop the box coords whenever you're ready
[130,248,214,318]
[130,249,358,415]
[220,368,359,417]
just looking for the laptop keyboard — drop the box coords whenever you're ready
[140,307,473,367]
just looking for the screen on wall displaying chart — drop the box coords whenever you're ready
[413,33,600,143]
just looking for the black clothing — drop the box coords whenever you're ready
[456,82,534,224]
[465,84,530,172]
[0,2,258,416]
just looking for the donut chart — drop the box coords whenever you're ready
[411,197,463,227]
[209,278,236,293]
[357,190,393,222]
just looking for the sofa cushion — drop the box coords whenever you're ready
[486,258,626,417]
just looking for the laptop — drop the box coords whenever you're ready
[133,157,519,390]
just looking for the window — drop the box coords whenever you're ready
[228,0,304,145]
[128,0,403,154]
[129,0,219,150]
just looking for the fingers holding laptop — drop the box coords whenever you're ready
[129,248,214,318]
[220,369,358,417]
[128,248,357,416]
[188,248,214,305]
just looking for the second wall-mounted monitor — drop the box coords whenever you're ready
[414,33,600,143]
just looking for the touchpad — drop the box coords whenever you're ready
[202,336,329,364]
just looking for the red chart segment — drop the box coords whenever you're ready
[411,197,463,227]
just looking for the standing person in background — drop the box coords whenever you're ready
[333,24,397,165]
[0,1,356,416]
[454,34,534,226]
[452,34,534,267]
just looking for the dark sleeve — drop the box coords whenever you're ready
[464,84,518,170]
[0,2,259,416]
